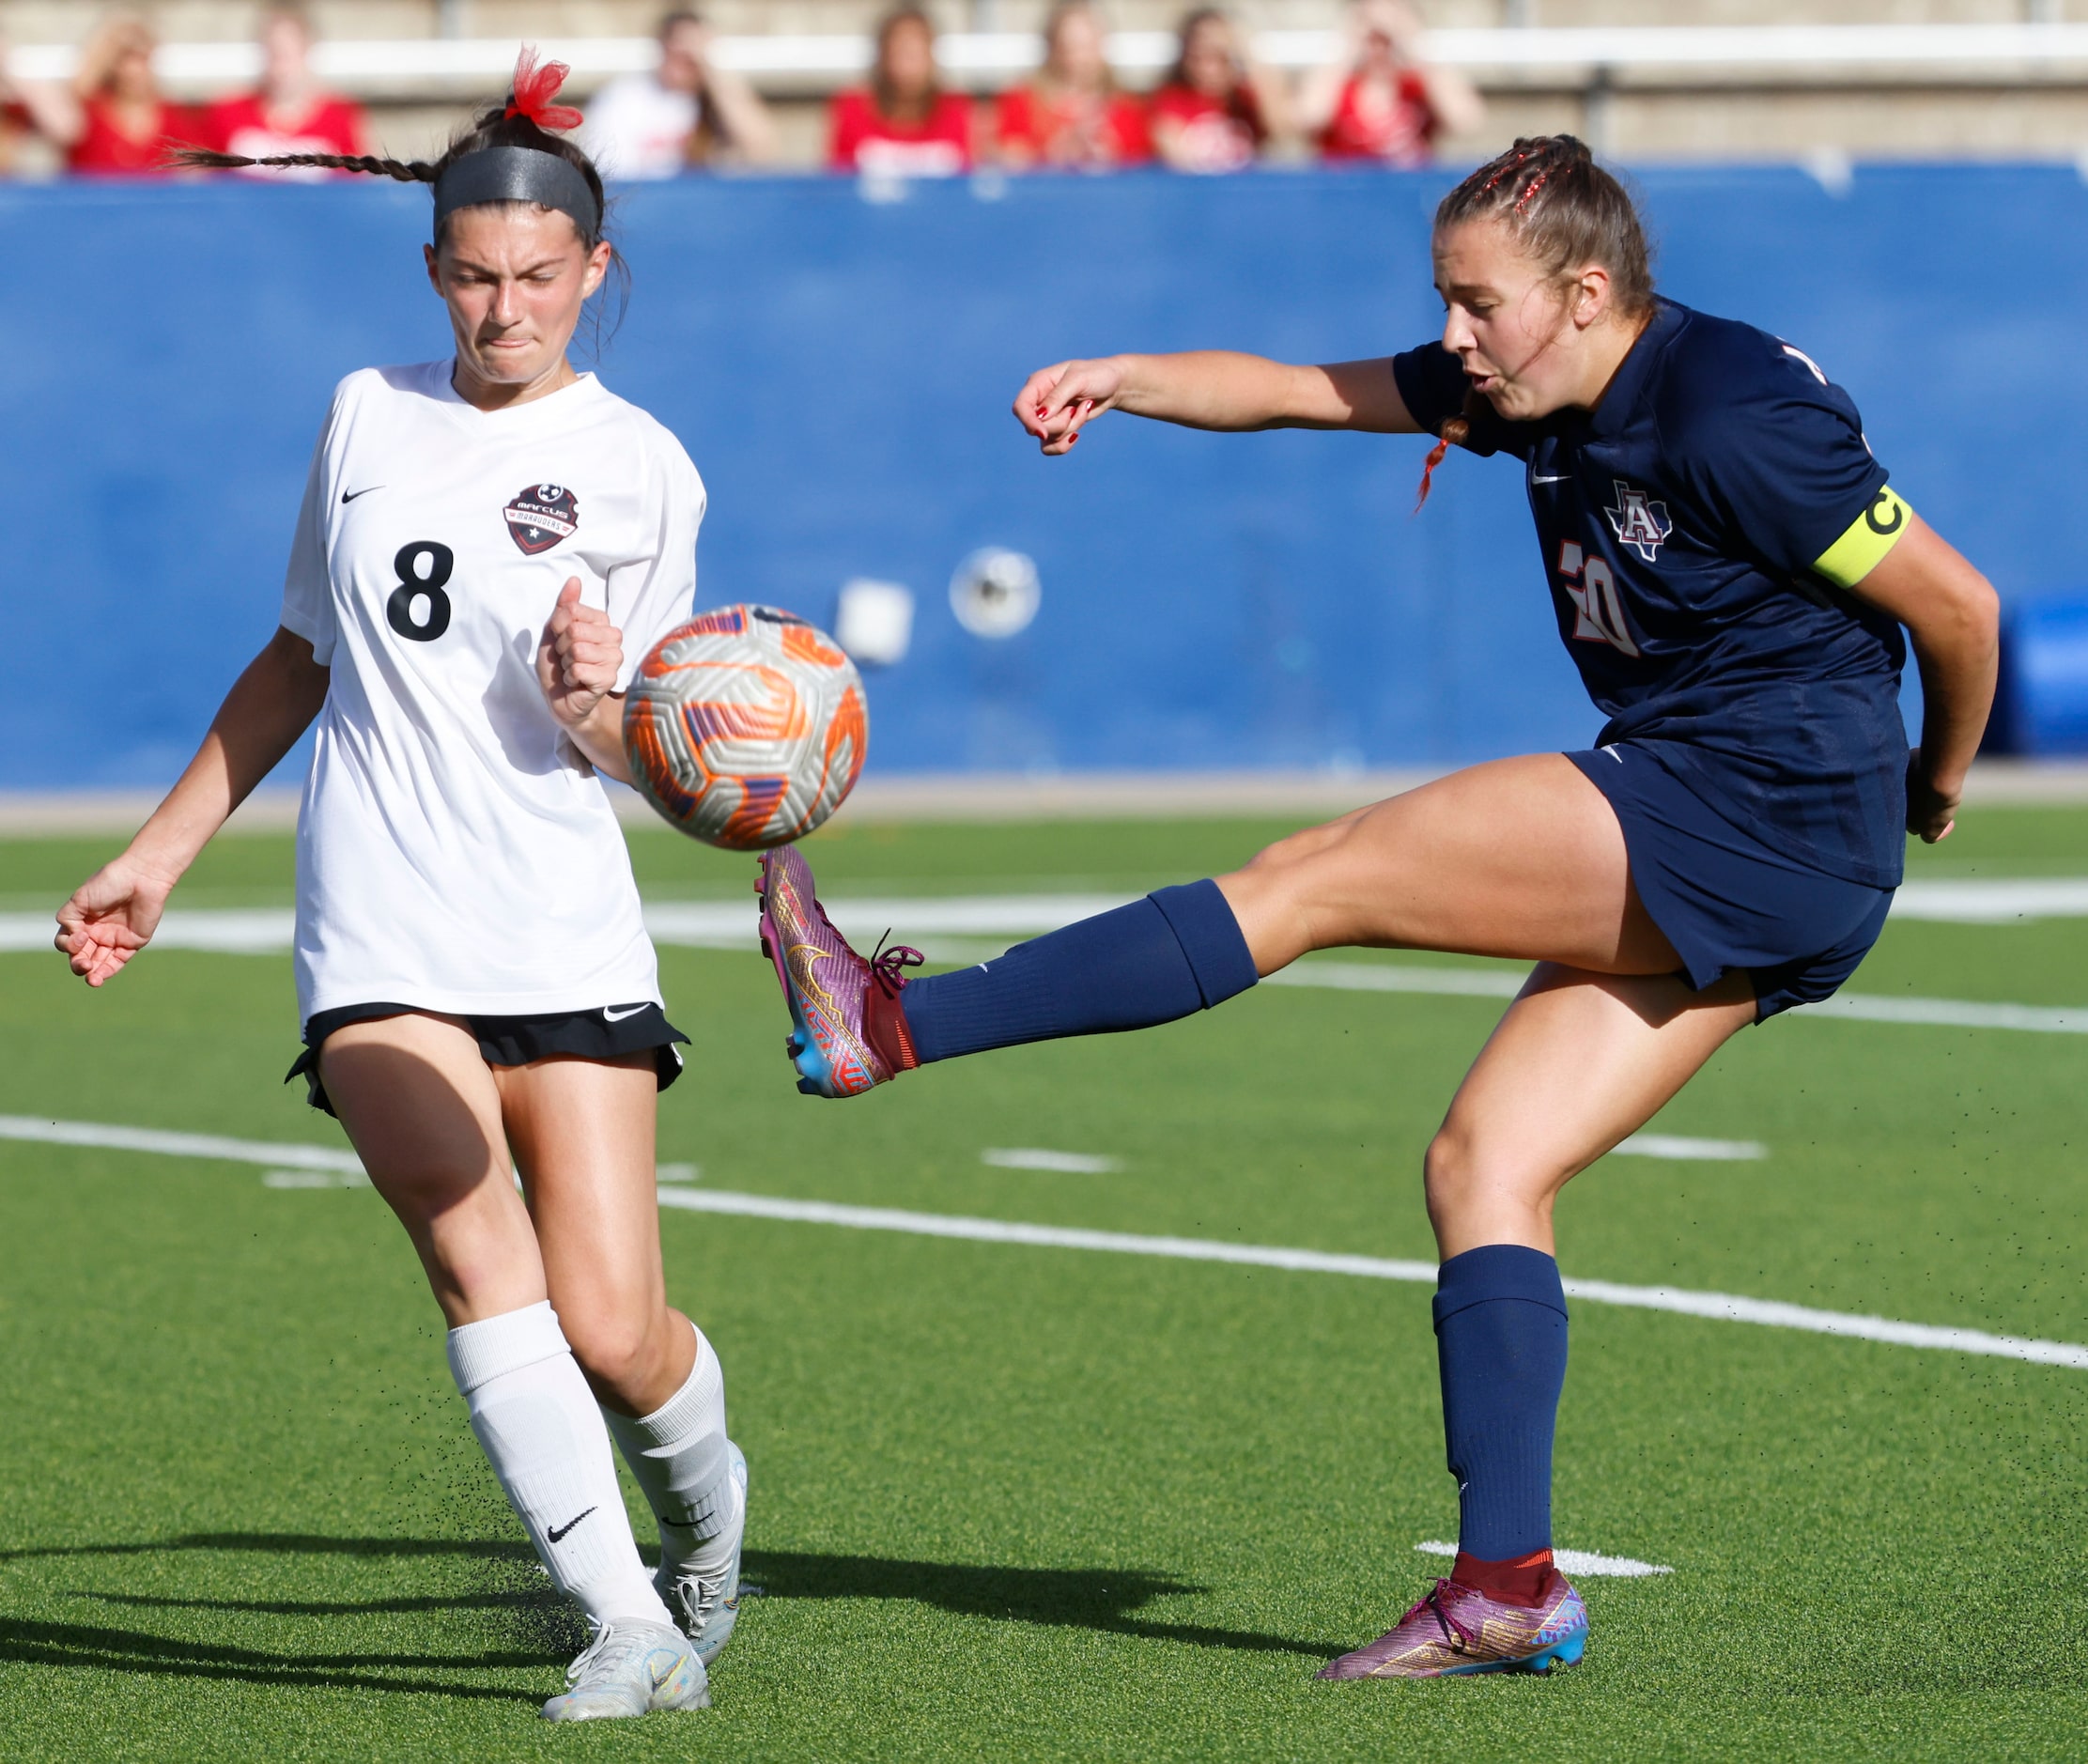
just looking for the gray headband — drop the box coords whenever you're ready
[432,145,600,242]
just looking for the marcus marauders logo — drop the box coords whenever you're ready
[504,484,579,555]
[1603,479,1673,563]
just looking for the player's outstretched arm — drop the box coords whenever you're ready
[1845,514,2000,843]
[55,626,330,985]
[1013,352,1420,455]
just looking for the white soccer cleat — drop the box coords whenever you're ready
[657,1440,749,1667]
[539,1617,710,1722]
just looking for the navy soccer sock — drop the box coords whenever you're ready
[1432,1244,1569,1605]
[899,879,1259,1064]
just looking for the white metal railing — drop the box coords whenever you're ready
[10,24,2088,91]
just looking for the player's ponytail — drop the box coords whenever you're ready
[1413,134,1653,511]
[178,47,626,348]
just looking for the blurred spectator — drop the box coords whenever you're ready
[582,8,776,178]
[829,8,974,178]
[994,3,1150,171]
[1148,9,1287,175]
[1297,0,1481,167]
[0,42,34,176]
[8,15,204,177]
[202,5,365,179]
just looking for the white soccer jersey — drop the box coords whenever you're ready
[279,361,703,1021]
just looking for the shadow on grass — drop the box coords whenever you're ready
[744,1550,1339,1658]
[0,1616,544,1704]
[0,1533,535,1565]
[6,1534,556,1704]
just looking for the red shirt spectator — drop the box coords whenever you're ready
[1317,68,1435,166]
[829,87,974,177]
[202,8,366,179]
[70,93,206,176]
[996,85,1148,169]
[205,92,364,175]
[1147,80,1264,176]
[994,2,1151,171]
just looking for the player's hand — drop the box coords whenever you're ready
[537,578,624,729]
[1907,749,1959,843]
[54,855,177,987]
[1013,357,1126,455]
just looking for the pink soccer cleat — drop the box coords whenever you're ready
[756,845,922,1098]
[1317,1572,1588,1679]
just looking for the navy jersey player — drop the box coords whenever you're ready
[754,135,1998,1677]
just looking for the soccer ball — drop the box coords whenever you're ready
[623,605,869,851]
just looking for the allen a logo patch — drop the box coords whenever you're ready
[504,484,579,555]
[1603,480,1673,563]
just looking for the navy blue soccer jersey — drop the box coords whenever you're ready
[1393,297,1911,889]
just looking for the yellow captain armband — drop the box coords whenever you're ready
[1813,486,1913,588]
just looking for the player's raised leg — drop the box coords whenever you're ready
[757,754,1667,1098]
[1321,963,1755,1678]
[502,1053,749,1668]
[319,1015,710,1720]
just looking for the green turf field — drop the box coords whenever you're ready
[3,809,2086,1759]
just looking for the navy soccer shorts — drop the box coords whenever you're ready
[1568,741,1894,1020]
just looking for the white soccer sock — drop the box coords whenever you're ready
[604,1326,739,1580]
[446,1301,673,1630]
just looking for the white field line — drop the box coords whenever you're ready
[1613,1134,1767,1161]
[982,1148,1121,1173]
[9,889,2088,1033]
[650,1188,2088,1371]
[1415,1540,1671,1579]
[1,1112,2082,1370]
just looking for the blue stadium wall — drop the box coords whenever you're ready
[3,163,2081,788]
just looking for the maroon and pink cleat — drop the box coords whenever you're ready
[756,845,922,1098]
[1318,1572,1588,1679]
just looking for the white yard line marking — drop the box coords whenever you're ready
[8,894,2088,1033]
[982,1148,1121,1173]
[0,1113,363,1173]
[1614,1134,1767,1161]
[1,1112,2081,1369]
[1415,1540,1671,1579]
[1891,878,2088,922]
[650,1189,2088,1370]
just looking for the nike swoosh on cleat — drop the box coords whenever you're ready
[602,1003,650,1022]
[340,486,384,503]
[548,1507,597,1543]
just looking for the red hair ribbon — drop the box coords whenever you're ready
[506,46,584,132]
[1413,437,1449,513]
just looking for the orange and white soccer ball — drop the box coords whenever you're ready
[623,605,868,851]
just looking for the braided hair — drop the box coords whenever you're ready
[178,48,611,252]
[1414,134,1654,510]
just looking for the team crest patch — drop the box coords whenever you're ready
[1604,480,1673,563]
[504,484,579,555]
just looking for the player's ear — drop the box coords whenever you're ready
[1570,263,1610,331]
[580,240,612,300]
[424,241,442,296]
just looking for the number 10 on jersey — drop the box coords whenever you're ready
[1556,540,1640,658]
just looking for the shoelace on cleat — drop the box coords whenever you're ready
[868,934,925,998]
[1397,1581,1477,1655]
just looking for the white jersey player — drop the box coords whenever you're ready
[58,53,738,1725]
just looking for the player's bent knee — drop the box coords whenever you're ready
[1423,1126,1569,1229]
[557,1307,664,1400]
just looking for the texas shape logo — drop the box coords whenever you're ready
[504,484,580,555]
[1604,480,1673,563]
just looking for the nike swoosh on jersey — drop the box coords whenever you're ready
[602,1003,651,1023]
[340,486,384,503]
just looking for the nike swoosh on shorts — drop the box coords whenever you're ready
[602,1003,651,1023]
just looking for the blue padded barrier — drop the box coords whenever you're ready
[0,164,2079,786]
